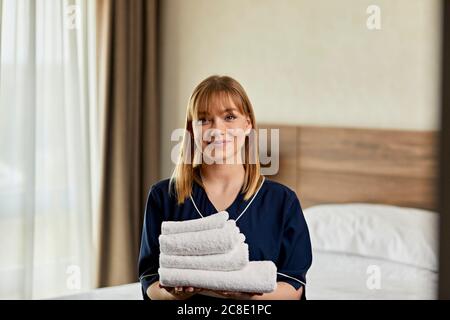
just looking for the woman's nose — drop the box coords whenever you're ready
[210,117,226,131]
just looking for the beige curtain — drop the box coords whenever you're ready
[96,0,160,287]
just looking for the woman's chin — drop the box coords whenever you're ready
[202,152,241,164]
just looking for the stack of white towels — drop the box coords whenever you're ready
[158,211,277,293]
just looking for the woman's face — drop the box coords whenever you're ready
[192,95,252,164]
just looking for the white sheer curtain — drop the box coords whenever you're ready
[0,0,98,299]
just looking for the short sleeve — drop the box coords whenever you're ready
[138,186,163,300]
[276,194,313,299]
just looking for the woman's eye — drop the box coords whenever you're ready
[198,118,210,125]
[225,114,237,121]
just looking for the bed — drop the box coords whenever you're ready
[259,124,439,300]
[54,282,142,300]
[56,124,439,300]
[304,203,438,300]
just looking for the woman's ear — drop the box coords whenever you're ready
[245,117,252,135]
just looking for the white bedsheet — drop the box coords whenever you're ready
[52,282,142,300]
[306,251,437,300]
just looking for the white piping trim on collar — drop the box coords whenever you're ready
[190,176,266,221]
[235,176,265,222]
[190,194,204,218]
[277,272,306,286]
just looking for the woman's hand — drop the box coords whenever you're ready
[159,284,203,300]
[198,282,303,300]
[200,289,263,300]
[214,290,263,300]
[147,281,203,300]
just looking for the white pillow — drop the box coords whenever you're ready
[304,203,439,271]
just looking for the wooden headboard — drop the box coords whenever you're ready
[258,124,438,211]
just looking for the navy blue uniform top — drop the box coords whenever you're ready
[138,176,313,300]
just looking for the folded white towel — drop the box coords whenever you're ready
[159,243,249,271]
[161,211,229,235]
[159,220,245,256]
[159,261,277,293]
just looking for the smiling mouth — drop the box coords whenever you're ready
[208,140,233,145]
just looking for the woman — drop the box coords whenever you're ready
[138,75,312,300]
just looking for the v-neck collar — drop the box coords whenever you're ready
[193,179,245,217]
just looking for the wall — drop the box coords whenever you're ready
[159,0,441,178]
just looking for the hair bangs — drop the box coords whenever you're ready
[190,87,245,121]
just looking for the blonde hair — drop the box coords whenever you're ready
[169,75,263,204]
